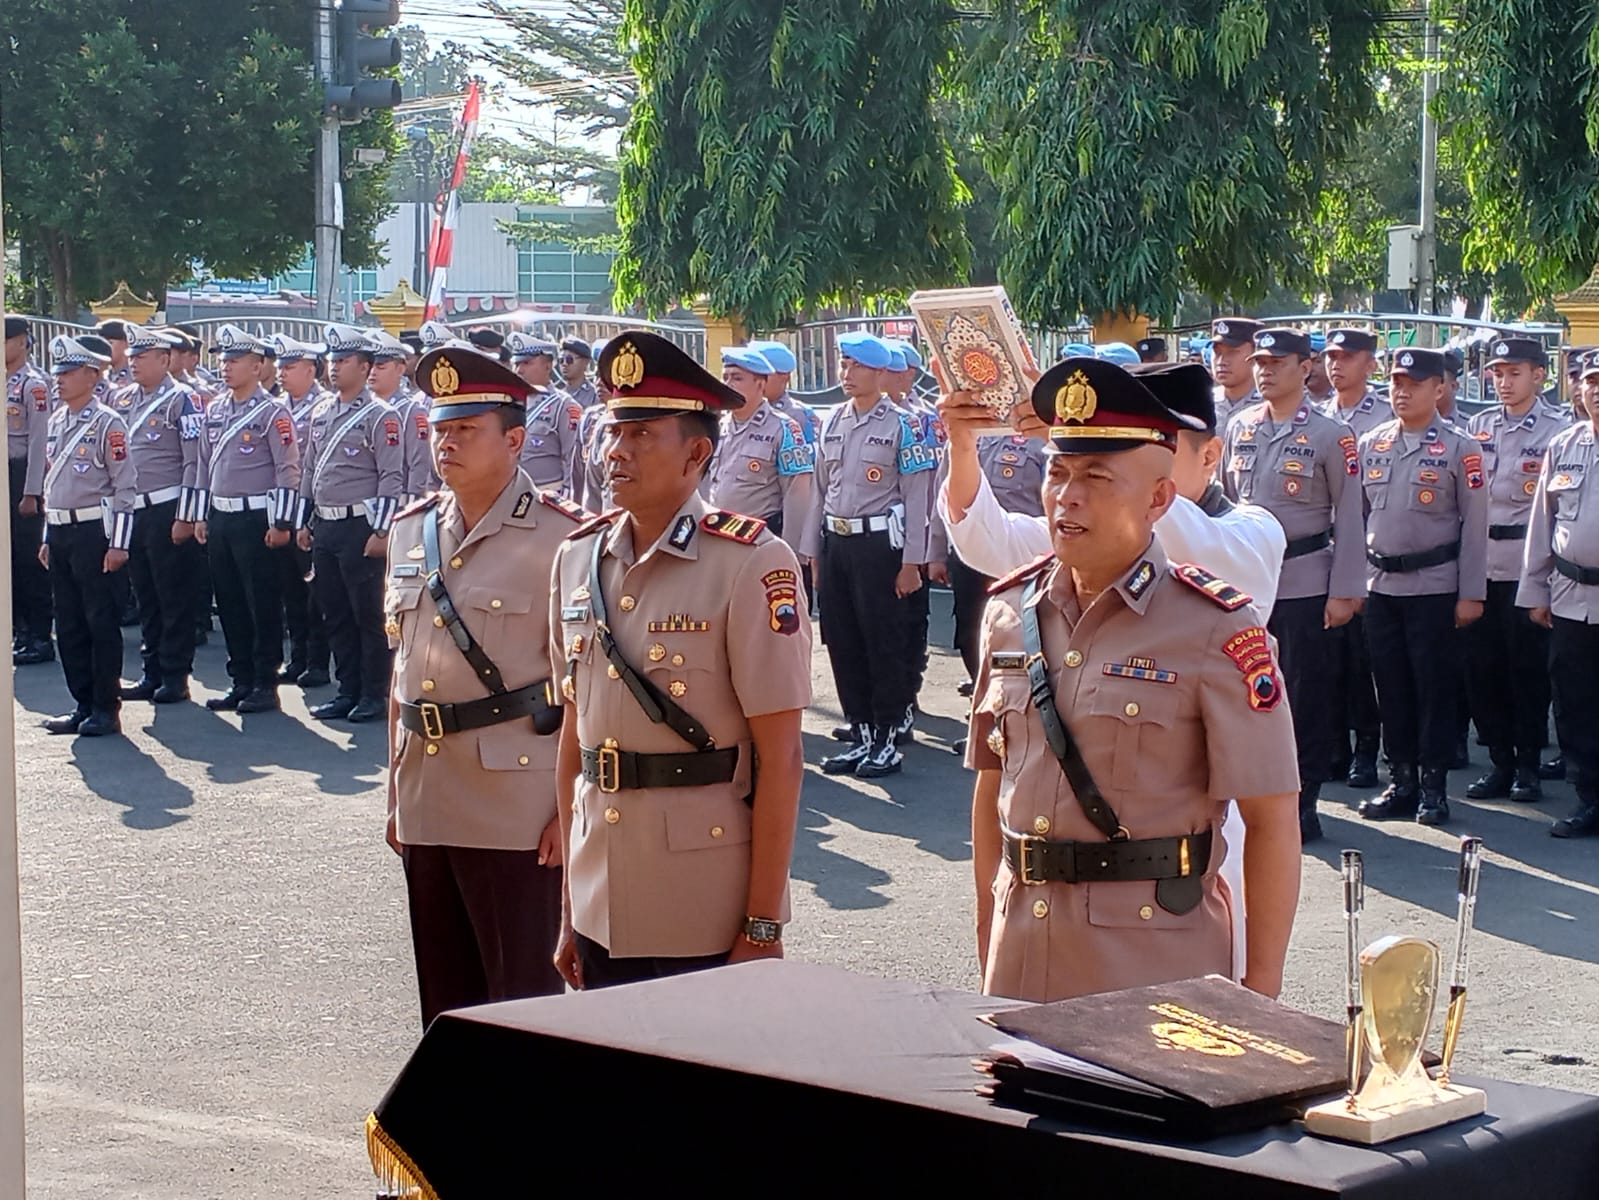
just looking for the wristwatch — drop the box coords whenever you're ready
[743,916,783,946]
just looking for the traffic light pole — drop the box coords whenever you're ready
[314,0,342,322]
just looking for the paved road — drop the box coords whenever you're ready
[15,595,1599,1197]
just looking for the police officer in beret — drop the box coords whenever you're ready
[6,315,54,665]
[969,357,1301,1002]
[39,336,137,737]
[1357,348,1488,824]
[706,345,814,551]
[551,331,811,990]
[386,347,588,1026]
[748,339,820,446]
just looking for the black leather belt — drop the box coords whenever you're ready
[1556,554,1599,586]
[1003,828,1212,887]
[580,743,739,793]
[1367,540,1460,573]
[1489,523,1529,541]
[398,680,557,739]
[1283,529,1332,560]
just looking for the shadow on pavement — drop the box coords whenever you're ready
[67,735,193,830]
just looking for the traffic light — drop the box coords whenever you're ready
[327,0,402,122]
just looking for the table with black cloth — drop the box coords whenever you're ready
[367,960,1599,1198]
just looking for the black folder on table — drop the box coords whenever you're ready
[976,975,1350,1137]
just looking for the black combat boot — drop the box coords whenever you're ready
[206,684,251,712]
[1362,761,1418,820]
[1299,782,1324,844]
[893,704,916,746]
[43,708,90,735]
[152,676,190,704]
[1551,786,1599,838]
[1540,753,1566,781]
[1510,751,1543,803]
[77,708,122,738]
[235,685,280,714]
[856,725,904,779]
[1346,735,1381,789]
[1416,767,1451,826]
[821,724,873,774]
[1466,752,1514,800]
[118,676,160,702]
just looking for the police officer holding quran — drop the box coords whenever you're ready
[385,347,587,1027]
[550,331,812,991]
[967,356,1301,1003]
[40,335,137,737]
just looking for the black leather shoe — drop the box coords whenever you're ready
[830,724,856,743]
[278,661,307,684]
[1362,763,1419,820]
[235,687,280,714]
[310,695,358,721]
[957,679,974,698]
[152,679,190,704]
[856,726,904,779]
[1346,736,1381,789]
[76,709,121,737]
[13,640,55,665]
[1510,768,1542,803]
[951,737,967,757]
[821,726,872,774]
[1540,754,1567,782]
[1466,765,1514,800]
[1416,767,1450,826]
[345,697,385,723]
[205,686,251,712]
[1551,802,1599,838]
[43,710,89,735]
[119,678,160,702]
[296,668,332,689]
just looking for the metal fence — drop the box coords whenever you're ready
[12,314,333,370]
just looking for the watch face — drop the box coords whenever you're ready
[746,918,781,944]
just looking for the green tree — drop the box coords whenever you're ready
[615,0,970,330]
[0,0,396,316]
[961,0,1386,324]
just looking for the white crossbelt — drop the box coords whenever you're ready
[210,494,269,513]
[825,513,892,536]
[46,505,103,525]
[133,486,183,510]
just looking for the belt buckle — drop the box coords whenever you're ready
[829,516,851,536]
[1016,835,1043,886]
[597,738,620,794]
[418,701,445,740]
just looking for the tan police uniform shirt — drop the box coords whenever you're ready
[1467,404,1571,582]
[550,492,813,958]
[385,470,584,850]
[1221,399,1366,601]
[966,544,1299,1003]
[1519,420,1599,623]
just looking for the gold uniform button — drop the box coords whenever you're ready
[490,599,502,609]
[619,595,636,612]
[710,825,724,838]
[669,680,687,698]
[518,755,529,766]
[606,665,620,679]
[648,643,666,662]
[1033,815,1051,835]
[449,556,463,569]
[671,654,685,667]
[1032,899,1050,919]
[433,615,445,627]
[1124,701,1140,718]
[1139,905,1154,921]
[421,680,435,692]
[425,743,439,756]
[1065,650,1084,668]
[604,807,620,825]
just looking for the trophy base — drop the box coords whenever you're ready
[1304,1082,1486,1144]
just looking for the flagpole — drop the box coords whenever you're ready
[423,79,482,323]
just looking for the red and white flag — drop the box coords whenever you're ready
[424,79,481,321]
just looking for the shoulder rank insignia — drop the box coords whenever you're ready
[986,553,1053,596]
[565,508,622,542]
[1172,563,1253,611]
[537,491,589,523]
[397,494,440,520]
[701,510,767,544]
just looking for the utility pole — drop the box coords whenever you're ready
[314,0,343,322]
[0,147,31,1200]
[1416,0,1441,340]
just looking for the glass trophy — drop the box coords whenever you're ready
[1304,840,1488,1144]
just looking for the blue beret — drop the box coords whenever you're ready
[883,339,923,371]
[884,344,907,372]
[1096,342,1140,366]
[720,346,774,375]
[1059,341,1097,361]
[748,339,797,374]
[838,332,892,370]
[1309,330,1327,353]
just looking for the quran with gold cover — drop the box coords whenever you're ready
[908,286,1038,434]
[976,976,1350,1136]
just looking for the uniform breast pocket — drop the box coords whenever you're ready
[384,580,425,651]
[1551,472,1584,519]
[980,674,1034,778]
[459,585,533,662]
[1228,454,1258,499]
[664,794,752,852]
[859,441,898,484]
[1277,459,1314,500]
[1363,464,1391,509]
[1086,880,1201,931]
[1089,684,1180,791]
[1406,474,1448,511]
[642,632,718,700]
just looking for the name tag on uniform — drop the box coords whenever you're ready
[561,606,589,622]
[989,651,1028,671]
[390,564,422,578]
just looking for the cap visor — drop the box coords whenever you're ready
[429,399,523,424]
[1047,435,1175,455]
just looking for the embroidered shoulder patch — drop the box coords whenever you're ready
[537,491,589,523]
[1172,563,1252,610]
[986,552,1053,596]
[1339,433,1359,477]
[566,507,622,542]
[701,510,767,544]
[1222,625,1282,712]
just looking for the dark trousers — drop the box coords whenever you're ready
[207,508,283,691]
[279,540,328,672]
[819,530,912,727]
[1365,591,1459,771]
[1465,579,1552,766]
[1268,594,1337,787]
[1330,612,1381,760]
[48,521,123,712]
[9,456,50,643]
[311,515,388,701]
[1551,617,1599,793]
[906,572,931,697]
[574,931,729,991]
[948,548,992,681]
[128,499,202,683]
[402,843,563,1028]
